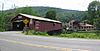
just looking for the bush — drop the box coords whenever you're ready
[34,31,49,36]
[0,28,5,32]
[59,33,100,39]
[24,30,49,36]
[23,30,100,39]
[62,29,73,34]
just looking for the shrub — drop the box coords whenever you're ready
[0,28,5,32]
[59,33,100,39]
[23,30,100,39]
[34,31,49,36]
[24,30,49,36]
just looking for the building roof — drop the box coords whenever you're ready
[19,13,61,23]
[69,20,80,24]
[79,23,93,27]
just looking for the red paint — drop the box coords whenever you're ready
[11,14,62,32]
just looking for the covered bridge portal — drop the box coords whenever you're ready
[11,13,62,33]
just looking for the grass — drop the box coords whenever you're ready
[24,30,100,39]
[58,33,100,39]
[24,30,49,36]
[0,28,5,32]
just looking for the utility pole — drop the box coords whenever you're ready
[1,3,4,30]
[13,4,16,14]
[1,3,4,16]
[1,3,4,22]
[2,3,4,11]
[11,4,17,16]
[13,4,16,10]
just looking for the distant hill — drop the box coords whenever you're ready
[3,6,87,22]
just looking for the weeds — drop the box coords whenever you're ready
[24,30,100,39]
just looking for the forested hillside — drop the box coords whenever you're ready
[6,6,87,22]
[0,6,87,31]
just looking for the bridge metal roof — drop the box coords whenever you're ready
[19,13,61,23]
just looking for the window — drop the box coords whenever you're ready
[33,21,35,25]
[53,23,56,26]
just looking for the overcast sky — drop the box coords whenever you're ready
[0,0,100,11]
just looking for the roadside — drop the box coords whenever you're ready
[0,31,100,41]
[0,31,100,51]
[24,30,100,39]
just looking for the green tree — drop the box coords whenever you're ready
[94,18,100,29]
[88,1,100,24]
[0,12,8,31]
[15,7,38,16]
[88,1,100,29]
[45,10,56,20]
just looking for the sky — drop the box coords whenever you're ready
[0,0,100,11]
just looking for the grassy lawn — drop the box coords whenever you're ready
[24,30,100,39]
[58,32,100,39]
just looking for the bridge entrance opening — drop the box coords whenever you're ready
[12,21,29,31]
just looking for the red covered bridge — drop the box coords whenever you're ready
[11,13,62,33]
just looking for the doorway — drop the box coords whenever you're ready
[12,21,26,31]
